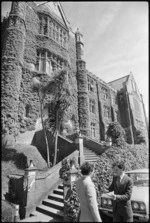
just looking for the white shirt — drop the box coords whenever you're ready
[119,172,125,183]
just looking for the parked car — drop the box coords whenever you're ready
[99,169,149,222]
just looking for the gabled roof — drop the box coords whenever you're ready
[34,1,69,30]
[108,74,129,91]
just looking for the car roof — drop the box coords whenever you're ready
[126,168,149,174]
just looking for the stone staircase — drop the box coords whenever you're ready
[84,146,100,163]
[20,184,64,222]
[20,147,100,222]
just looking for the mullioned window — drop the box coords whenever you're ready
[35,49,65,75]
[39,14,68,49]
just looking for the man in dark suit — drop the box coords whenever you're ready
[103,160,133,222]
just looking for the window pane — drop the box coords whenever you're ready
[41,58,45,72]
[35,59,39,71]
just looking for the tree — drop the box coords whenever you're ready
[44,69,72,166]
[32,68,72,167]
[31,77,51,168]
[106,121,126,147]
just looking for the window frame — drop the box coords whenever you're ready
[38,13,68,49]
[90,122,96,138]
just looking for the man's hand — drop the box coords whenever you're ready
[109,194,116,200]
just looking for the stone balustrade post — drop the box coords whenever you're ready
[22,160,38,219]
[14,204,20,222]
[63,164,79,222]
[75,132,85,165]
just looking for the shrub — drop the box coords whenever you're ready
[2,200,15,222]
[92,143,148,205]
[133,129,146,144]
[106,122,126,147]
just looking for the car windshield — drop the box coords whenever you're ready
[126,172,149,186]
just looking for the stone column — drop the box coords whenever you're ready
[23,160,38,218]
[75,133,85,165]
[63,164,78,222]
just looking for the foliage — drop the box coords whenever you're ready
[133,129,146,144]
[124,127,132,144]
[31,68,72,166]
[59,157,80,222]
[45,69,72,166]
[65,182,80,222]
[106,121,126,147]
[92,143,148,205]
[59,157,79,181]
[44,69,72,136]
[2,200,15,222]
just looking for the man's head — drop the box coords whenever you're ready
[112,160,125,177]
[80,162,94,176]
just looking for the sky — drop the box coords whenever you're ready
[1,1,149,118]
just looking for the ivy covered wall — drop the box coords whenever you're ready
[1,2,26,137]
[1,2,79,138]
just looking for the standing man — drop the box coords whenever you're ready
[103,160,133,222]
[76,162,102,222]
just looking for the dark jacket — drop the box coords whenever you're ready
[108,174,133,218]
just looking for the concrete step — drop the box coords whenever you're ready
[30,211,61,222]
[85,158,99,162]
[84,149,94,152]
[48,194,64,203]
[85,154,99,157]
[36,205,63,220]
[84,147,100,163]
[85,159,99,162]
[53,188,63,196]
[84,151,97,153]
[42,199,64,211]
[85,156,99,159]
[58,184,63,190]
[20,213,54,222]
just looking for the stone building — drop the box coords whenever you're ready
[1,2,148,144]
